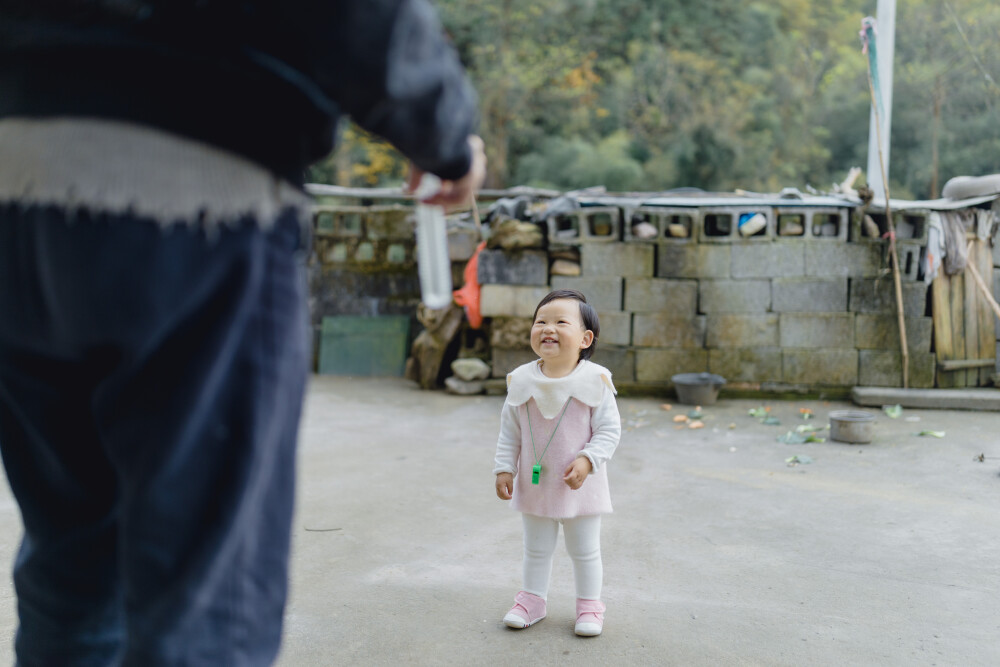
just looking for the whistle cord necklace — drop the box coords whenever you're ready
[526,399,571,484]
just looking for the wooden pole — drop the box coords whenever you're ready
[966,241,1000,322]
[864,41,909,388]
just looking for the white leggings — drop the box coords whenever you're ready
[522,513,602,601]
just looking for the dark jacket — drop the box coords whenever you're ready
[0,0,477,185]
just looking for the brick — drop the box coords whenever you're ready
[477,249,548,285]
[635,348,710,383]
[657,244,731,279]
[805,243,883,278]
[848,279,928,316]
[550,276,623,311]
[854,315,934,353]
[490,347,537,378]
[590,345,635,382]
[779,313,854,348]
[772,278,848,312]
[709,347,783,382]
[364,206,412,240]
[782,349,859,386]
[706,314,779,348]
[857,350,936,388]
[731,241,805,278]
[581,243,654,278]
[490,317,532,349]
[624,278,698,314]
[480,285,550,318]
[698,280,771,313]
[597,311,632,347]
[448,226,480,262]
[633,314,706,348]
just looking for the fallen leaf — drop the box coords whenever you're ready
[688,420,705,429]
[660,403,672,411]
[883,404,903,419]
[687,408,703,419]
[673,414,689,423]
[785,454,813,465]
[762,416,782,426]
[728,423,736,429]
[747,407,769,418]
[915,430,945,438]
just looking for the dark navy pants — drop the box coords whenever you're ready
[0,204,309,665]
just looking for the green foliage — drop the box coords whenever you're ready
[309,0,1000,198]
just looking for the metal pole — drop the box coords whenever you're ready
[866,0,896,199]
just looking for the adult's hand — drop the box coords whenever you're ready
[406,135,486,210]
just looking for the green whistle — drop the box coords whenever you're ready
[531,464,541,484]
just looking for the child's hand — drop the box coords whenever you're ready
[496,472,514,500]
[563,456,592,490]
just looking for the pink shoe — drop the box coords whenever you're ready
[503,591,546,628]
[575,598,605,636]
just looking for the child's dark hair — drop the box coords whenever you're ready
[533,289,600,361]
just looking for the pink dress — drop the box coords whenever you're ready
[510,397,614,519]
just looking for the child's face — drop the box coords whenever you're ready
[530,298,594,366]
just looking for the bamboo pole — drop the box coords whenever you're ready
[863,20,909,388]
[965,241,1000,322]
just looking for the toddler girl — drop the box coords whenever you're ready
[493,288,621,636]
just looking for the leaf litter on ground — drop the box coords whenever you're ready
[785,455,813,466]
[883,404,903,419]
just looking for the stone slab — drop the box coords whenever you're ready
[731,241,805,279]
[852,386,1000,410]
[624,278,698,314]
[849,279,929,316]
[698,280,771,314]
[490,347,537,378]
[447,226,481,262]
[854,315,934,353]
[783,348,859,386]
[656,244,731,279]
[550,276,624,312]
[771,278,848,313]
[705,314,779,348]
[581,243,654,278]
[490,317,532,349]
[857,350,936,389]
[635,348,710,383]
[632,314,707,348]
[779,313,855,349]
[477,249,548,285]
[597,311,632,347]
[708,347,783,383]
[480,285,550,318]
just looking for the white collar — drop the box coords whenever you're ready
[505,359,616,419]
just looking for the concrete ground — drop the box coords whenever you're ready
[1,376,999,666]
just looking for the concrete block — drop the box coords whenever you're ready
[782,349,859,386]
[896,242,925,281]
[364,206,413,240]
[849,279,928,316]
[491,347,538,378]
[490,317,532,349]
[698,280,771,314]
[656,244,731,279]
[480,285,550,318]
[546,207,622,244]
[632,314,706,348]
[624,278,698,314]
[550,276,623,312]
[477,249,548,286]
[857,350,936,388]
[854,315,934,353]
[709,347,783,382]
[779,313,854,348]
[597,311,632,347]
[448,226,480,262]
[772,278,848,312]
[581,243,654,278]
[590,345,635,382]
[698,207,773,243]
[731,241,805,278]
[635,348,710,383]
[805,243,883,278]
[706,315,779,348]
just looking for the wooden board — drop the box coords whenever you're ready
[932,272,956,388]
[964,247,980,388]
[977,241,995,386]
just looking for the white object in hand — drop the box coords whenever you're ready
[413,174,452,309]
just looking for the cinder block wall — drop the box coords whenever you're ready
[480,205,939,392]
